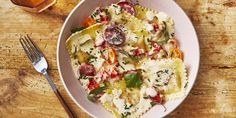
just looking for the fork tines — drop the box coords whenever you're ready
[19,35,42,63]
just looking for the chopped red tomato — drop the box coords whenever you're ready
[152,22,159,32]
[107,48,117,64]
[150,92,162,103]
[100,15,109,23]
[153,42,161,53]
[109,68,119,78]
[133,48,145,56]
[88,79,99,90]
[83,17,96,27]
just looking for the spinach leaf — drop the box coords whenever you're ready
[71,27,85,33]
[124,72,143,88]
[89,86,107,95]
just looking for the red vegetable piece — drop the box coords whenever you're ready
[117,1,135,15]
[104,25,125,46]
[100,15,109,23]
[150,92,162,103]
[133,48,144,56]
[79,63,96,76]
[107,48,117,64]
[152,23,159,32]
[88,79,99,90]
[110,68,119,78]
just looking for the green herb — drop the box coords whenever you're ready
[121,112,131,118]
[87,55,97,64]
[122,60,129,65]
[155,79,160,82]
[89,86,107,95]
[99,49,105,55]
[143,96,149,99]
[124,72,143,88]
[124,104,133,110]
[112,4,118,8]
[119,64,125,70]
[156,70,164,77]
[150,102,157,106]
[71,27,85,33]
[72,46,78,59]
[184,82,189,88]
[78,75,88,80]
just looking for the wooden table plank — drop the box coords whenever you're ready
[0,0,235,118]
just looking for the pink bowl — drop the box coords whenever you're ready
[57,0,200,117]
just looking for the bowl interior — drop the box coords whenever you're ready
[57,0,199,117]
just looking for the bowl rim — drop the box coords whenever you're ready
[56,0,200,117]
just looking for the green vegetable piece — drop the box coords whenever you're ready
[157,21,169,45]
[89,86,107,95]
[124,72,143,88]
[71,27,85,33]
[87,94,97,102]
[163,21,170,41]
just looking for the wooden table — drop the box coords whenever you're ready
[0,0,235,117]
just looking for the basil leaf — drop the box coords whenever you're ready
[124,72,142,88]
[71,27,85,33]
[89,86,107,95]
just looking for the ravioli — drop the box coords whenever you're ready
[66,1,188,118]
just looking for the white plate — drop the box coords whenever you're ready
[57,0,200,117]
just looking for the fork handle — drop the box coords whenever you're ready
[43,71,75,118]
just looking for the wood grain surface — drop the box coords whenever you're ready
[0,0,235,118]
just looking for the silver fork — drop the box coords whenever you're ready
[20,35,75,118]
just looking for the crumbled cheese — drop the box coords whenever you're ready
[100,93,113,103]
[140,59,175,87]
[112,89,122,97]
[90,56,105,72]
[80,79,89,90]
[71,59,79,69]
[133,97,152,117]
[146,10,155,21]
[113,98,126,113]
[163,43,175,52]
[111,4,121,14]
[146,87,157,97]
[126,31,138,43]
[95,31,104,46]
[145,23,154,32]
